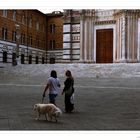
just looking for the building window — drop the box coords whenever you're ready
[21,34,25,44]
[22,15,25,24]
[12,31,16,42]
[36,21,39,31]
[50,24,55,34]
[53,40,55,49]
[36,38,39,48]
[13,10,16,21]
[29,36,32,46]
[22,12,25,25]
[49,41,52,50]
[49,40,56,50]
[3,10,7,17]
[42,25,45,32]
[29,17,32,27]
[28,36,32,46]
[2,28,7,40]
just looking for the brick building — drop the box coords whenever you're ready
[46,11,63,63]
[0,10,46,64]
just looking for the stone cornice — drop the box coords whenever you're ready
[95,20,116,25]
[79,10,96,17]
[114,10,140,18]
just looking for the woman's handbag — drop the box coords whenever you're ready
[65,86,74,96]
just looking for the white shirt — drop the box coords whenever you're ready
[47,77,60,95]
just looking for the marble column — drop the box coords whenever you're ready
[88,18,93,62]
[138,18,140,61]
[115,15,127,62]
[85,18,91,62]
[80,15,85,62]
[121,16,126,61]
[126,14,138,62]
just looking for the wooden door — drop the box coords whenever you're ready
[96,29,113,63]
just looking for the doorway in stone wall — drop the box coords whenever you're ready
[96,29,113,63]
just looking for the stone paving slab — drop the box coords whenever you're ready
[1,64,140,130]
[0,76,140,130]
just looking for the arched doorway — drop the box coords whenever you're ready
[21,54,24,64]
[42,57,44,64]
[29,55,32,64]
[36,56,38,64]
[3,51,7,63]
[12,53,17,65]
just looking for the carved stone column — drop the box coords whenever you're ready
[80,10,95,63]
[88,18,93,62]
[121,16,126,61]
[114,10,140,63]
[138,18,140,62]
[126,12,139,62]
[84,18,89,61]
[79,10,85,62]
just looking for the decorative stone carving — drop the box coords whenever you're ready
[63,9,140,63]
[95,10,115,21]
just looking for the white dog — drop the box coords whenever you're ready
[33,103,62,122]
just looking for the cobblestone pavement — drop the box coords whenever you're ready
[0,71,140,130]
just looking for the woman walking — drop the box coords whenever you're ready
[43,70,60,105]
[62,70,75,113]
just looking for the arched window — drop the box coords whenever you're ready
[3,10,7,17]
[13,10,16,21]
[50,24,55,34]
[21,34,25,44]
[36,21,39,31]
[49,40,55,50]
[2,28,7,40]
[29,16,32,27]
[12,31,16,42]
[22,16,25,24]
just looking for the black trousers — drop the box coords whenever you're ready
[64,94,74,112]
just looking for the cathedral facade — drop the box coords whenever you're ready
[63,10,140,63]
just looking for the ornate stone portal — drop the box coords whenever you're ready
[63,9,140,63]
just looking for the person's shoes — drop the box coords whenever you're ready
[64,110,71,113]
[64,110,75,113]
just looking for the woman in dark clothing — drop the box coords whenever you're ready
[62,70,74,113]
